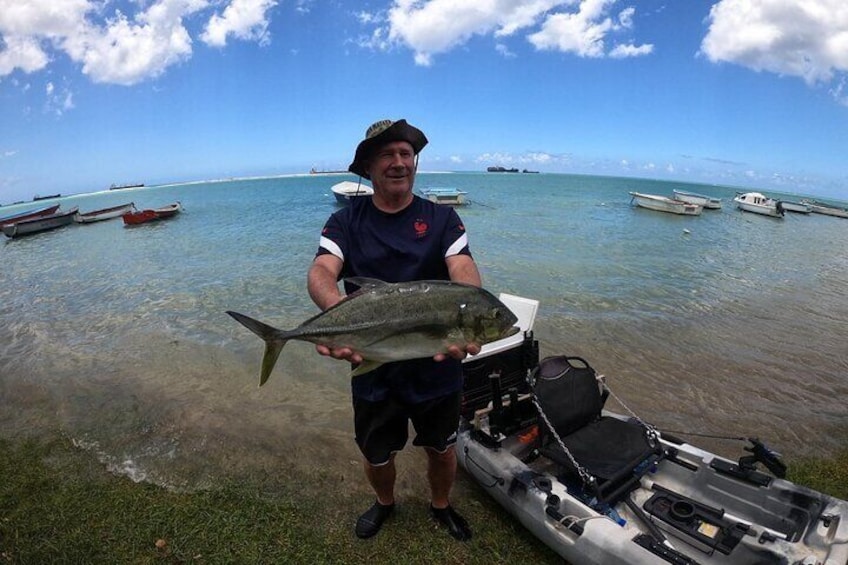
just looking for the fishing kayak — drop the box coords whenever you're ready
[459,295,848,565]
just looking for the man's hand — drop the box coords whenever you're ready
[315,344,363,364]
[433,343,481,362]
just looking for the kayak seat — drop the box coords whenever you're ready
[533,355,664,505]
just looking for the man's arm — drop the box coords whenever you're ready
[306,254,363,363]
[439,253,483,361]
[307,254,344,311]
[446,253,482,287]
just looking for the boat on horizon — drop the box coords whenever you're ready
[109,182,145,190]
[32,193,61,201]
[629,192,703,216]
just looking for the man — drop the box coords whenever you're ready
[306,119,481,541]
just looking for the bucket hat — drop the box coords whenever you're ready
[348,119,428,179]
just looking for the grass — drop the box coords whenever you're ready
[0,437,560,564]
[1,436,846,564]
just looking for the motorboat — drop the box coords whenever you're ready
[629,192,703,216]
[331,181,373,205]
[672,189,722,210]
[458,294,848,565]
[733,192,784,218]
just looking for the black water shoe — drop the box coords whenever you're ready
[355,501,395,539]
[430,504,472,541]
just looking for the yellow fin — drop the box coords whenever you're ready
[349,360,384,378]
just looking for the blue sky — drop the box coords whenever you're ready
[1,0,847,205]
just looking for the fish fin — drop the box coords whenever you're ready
[349,360,384,378]
[344,277,389,291]
[226,311,287,386]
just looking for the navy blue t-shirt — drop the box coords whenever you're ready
[316,195,473,403]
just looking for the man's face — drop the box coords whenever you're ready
[367,140,416,197]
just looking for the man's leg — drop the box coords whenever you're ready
[354,396,404,539]
[425,445,455,509]
[365,454,397,506]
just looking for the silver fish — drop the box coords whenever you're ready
[226,278,520,386]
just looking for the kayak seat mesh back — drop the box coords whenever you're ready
[534,356,662,503]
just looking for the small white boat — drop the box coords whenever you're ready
[672,189,722,209]
[74,202,136,223]
[420,187,468,206]
[802,200,848,219]
[629,192,703,216]
[331,181,373,205]
[733,192,784,218]
[779,200,811,214]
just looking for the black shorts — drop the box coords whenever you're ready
[353,391,462,465]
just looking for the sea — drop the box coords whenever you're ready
[1,173,846,492]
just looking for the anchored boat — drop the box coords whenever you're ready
[629,192,703,216]
[74,202,136,223]
[459,294,848,564]
[2,207,78,238]
[420,187,469,206]
[733,192,784,218]
[672,189,722,210]
[331,181,373,205]
[122,202,182,225]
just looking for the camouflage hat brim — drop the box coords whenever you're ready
[348,119,428,180]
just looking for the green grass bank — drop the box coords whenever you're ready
[1,437,845,564]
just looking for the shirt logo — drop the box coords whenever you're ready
[413,219,428,238]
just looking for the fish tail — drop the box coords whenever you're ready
[226,311,288,386]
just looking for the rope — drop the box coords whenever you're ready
[600,375,660,446]
[599,373,746,444]
[528,368,596,487]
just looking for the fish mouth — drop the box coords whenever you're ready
[489,325,520,341]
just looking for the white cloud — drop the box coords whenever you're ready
[701,0,848,85]
[201,0,277,48]
[368,0,652,65]
[0,0,277,86]
[528,0,652,58]
[609,42,652,59]
[0,34,51,75]
[75,0,208,85]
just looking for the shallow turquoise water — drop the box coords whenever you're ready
[1,173,846,489]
